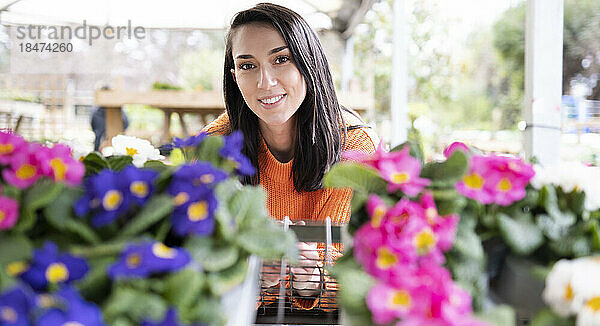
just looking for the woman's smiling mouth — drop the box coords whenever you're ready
[258,94,287,108]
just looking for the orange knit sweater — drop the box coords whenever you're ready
[202,111,380,226]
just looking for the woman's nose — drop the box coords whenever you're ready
[257,66,277,89]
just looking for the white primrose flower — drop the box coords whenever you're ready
[542,259,582,317]
[576,296,600,326]
[531,162,600,212]
[110,135,164,167]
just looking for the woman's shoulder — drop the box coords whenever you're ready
[341,109,380,154]
[201,112,230,135]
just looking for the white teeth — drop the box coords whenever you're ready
[259,94,284,104]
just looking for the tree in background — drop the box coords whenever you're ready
[492,0,600,123]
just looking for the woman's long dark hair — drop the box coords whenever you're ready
[223,2,346,192]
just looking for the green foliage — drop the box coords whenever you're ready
[152,82,182,90]
[1,131,299,326]
[185,237,239,272]
[531,309,573,326]
[116,194,174,240]
[475,305,516,326]
[497,213,544,255]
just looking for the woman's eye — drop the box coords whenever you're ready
[275,56,290,64]
[239,63,255,70]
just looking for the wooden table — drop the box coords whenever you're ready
[95,89,373,145]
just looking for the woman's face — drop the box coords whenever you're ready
[231,24,307,128]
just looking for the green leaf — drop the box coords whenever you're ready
[566,190,586,216]
[497,213,544,255]
[196,135,224,166]
[235,223,298,260]
[435,196,467,216]
[323,162,387,194]
[207,259,248,296]
[164,268,205,309]
[474,305,516,326]
[535,213,575,241]
[531,309,572,326]
[420,150,469,186]
[185,237,239,272]
[103,287,167,323]
[76,257,113,300]
[227,186,270,228]
[0,235,32,266]
[116,194,174,239]
[191,295,224,326]
[107,155,133,171]
[82,151,109,175]
[143,160,168,172]
[44,187,100,244]
[16,179,65,232]
[331,255,375,313]
[453,224,484,261]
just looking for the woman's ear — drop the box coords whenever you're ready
[230,69,236,83]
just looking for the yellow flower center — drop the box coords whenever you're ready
[174,192,189,206]
[375,247,398,270]
[371,206,386,228]
[130,181,149,198]
[16,164,36,180]
[463,173,484,189]
[414,229,437,255]
[388,290,412,309]
[62,322,85,326]
[425,207,438,225]
[102,190,123,211]
[188,201,208,221]
[126,253,142,268]
[50,158,68,181]
[564,283,574,301]
[152,243,177,259]
[125,147,138,156]
[0,143,14,155]
[0,210,4,224]
[497,178,512,192]
[586,297,600,312]
[391,171,410,184]
[37,294,55,308]
[6,261,28,276]
[199,174,214,184]
[0,306,17,323]
[45,262,69,283]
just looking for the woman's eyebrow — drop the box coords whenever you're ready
[235,46,288,60]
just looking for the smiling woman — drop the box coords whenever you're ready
[202,2,379,301]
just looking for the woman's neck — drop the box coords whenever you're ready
[259,116,296,163]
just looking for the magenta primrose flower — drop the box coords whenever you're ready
[377,147,430,196]
[2,142,42,189]
[367,280,421,325]
[39,144,85,186]
[367,264,487,326]
[456,154,535,206]
[443,141,471,159]
[344,144,430,196]
[419,192,458,251]
[0,196,19,230]
[0,131,26,164]
[354,223,413,282]
[485,155,535,206]
[366,194,389,228]
[342,141,386,169]
[455,155,495,204]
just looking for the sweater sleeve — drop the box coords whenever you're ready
[201,112,230,135]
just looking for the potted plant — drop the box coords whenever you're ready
[0,131,297,326]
